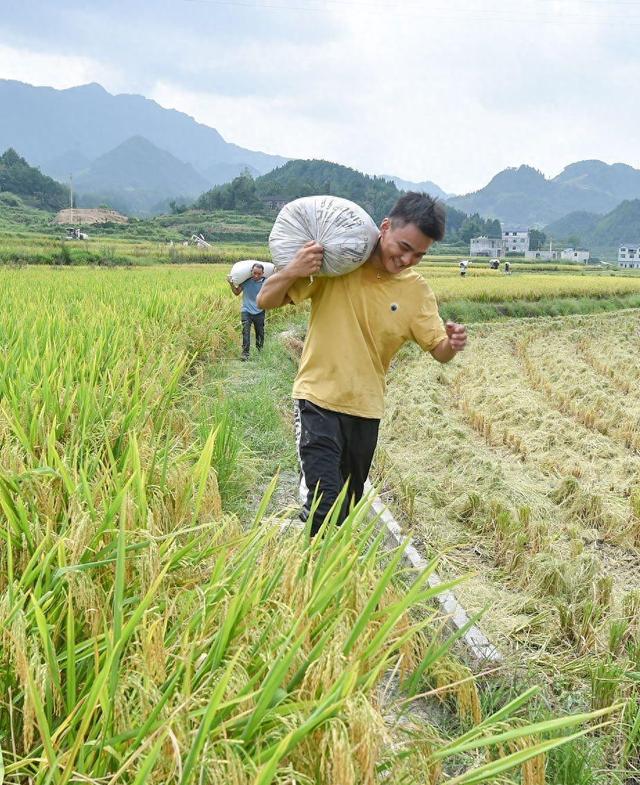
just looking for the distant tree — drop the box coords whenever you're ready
[196,172,261,212]
[486,218,502,238]
[229,173,261,211]
[443,205,467,241]
[169,199,188,214]
[252,159,400,222]
[0,147,69,210]
[567,234,581,248]
[459,213,486,243]
[529,229,547,251]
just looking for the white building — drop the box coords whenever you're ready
[524,249,561,261]
[471,227,531,257]
[561,248,590,263]
[470,236,503,257]
[619,245,640,268]
[502,229,530,253]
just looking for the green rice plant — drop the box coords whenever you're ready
[591,659,625,711]
[622,695,640,781]
[1,476,610,784]
[552,476,582,505]
[556,579,612,654]
[196,406,245,506]
[628,641,640,672]
[492,506,528,573]
[429,703,617,785]
[610,618,633,657]
[544,733,605,785]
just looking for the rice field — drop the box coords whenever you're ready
[378,309,640,781]
[422,269,640,303]
[0,235,272,266]
[0,265,600,784]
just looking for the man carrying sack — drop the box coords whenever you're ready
[228,262,266,361]
[258,192,467,534]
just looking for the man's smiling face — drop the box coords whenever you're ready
[378,217,433,274]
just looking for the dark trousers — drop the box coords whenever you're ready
[294,399,379,535]
[241,311,265,357]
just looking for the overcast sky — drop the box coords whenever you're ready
[1,0,639,194]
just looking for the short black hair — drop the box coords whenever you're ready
[388,191,446,242]
[251,263,265,271]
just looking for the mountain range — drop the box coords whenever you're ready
[0,79,287,213]
[544,199,640,253]
[381,175,452,201]
[447,162,640,227]
[72,136,210,215]
[2,79,640,232]
[0,80,453,215]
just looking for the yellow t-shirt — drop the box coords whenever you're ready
[287,262,447,419]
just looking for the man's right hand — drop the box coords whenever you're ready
[288,241,323,277]
[257,241,324,310]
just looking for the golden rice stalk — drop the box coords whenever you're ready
[430,657,482,726]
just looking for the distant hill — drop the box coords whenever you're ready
[196,159,494,243]
[0,147,69,210]
[0,80,288,183]
[256,159,402,223]
[554,160,640,200]
[448,161,640,226]
[74,136,210,215]
[544,210,601,243]
[0,190,56,233]
[196,159,403,223]
[544,199,640,254]
[381,174,452,201]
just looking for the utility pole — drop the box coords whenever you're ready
[69,174,74,223]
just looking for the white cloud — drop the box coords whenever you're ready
[0,43,124,92]
[3,0,640,194]
[150,80,346,155]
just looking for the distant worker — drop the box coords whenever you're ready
[228,263,266,361]
[504,261,511,274]
[459,259,469,277]
[490,258,500,270]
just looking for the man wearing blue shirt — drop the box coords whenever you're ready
[228,263,266,361]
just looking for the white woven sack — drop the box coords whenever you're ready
[228,259,275,287]
[268,196,380,277]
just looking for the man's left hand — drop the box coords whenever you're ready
[445,321,468,352]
